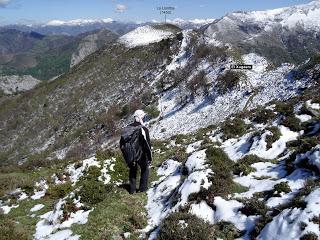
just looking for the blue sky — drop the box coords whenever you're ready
[0,0,312,25]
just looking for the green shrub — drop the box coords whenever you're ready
[206,147,233,172]
[0,174,34,197]
[286,136,318,153]
[300,232,319,240]
[20,151,50,170]
[204,147,247,197]
[299,104,314,116]
[84,166,101,181]
[220,118,248,140]
[253,107,276,124]
[47,182,73,198]
[62,198,80,221]
[311,215,320,225]
[275,179,319,212]
[275,102,294,116]
[282,116,301,132]
[106,151,128,184]
[200,137,213,149]
[187,71,210,97]
[128,212,147,230]
[273,182,291,196]
[159,212,214,240]
[174,134,188,145]
[284,152,297,174]
[94,149,129,182]
[213,221,242,239]
[0,214,28,240]
[231,183,249,194]
[145,105,160,119]
[233,155,264,176]
[216,71,242,94]
[207,174,237,198]
[151,140,168,152]
[173,147,188,162]
[119,104,130,118]
[249,215,273,239]
[78,180,112,205]
[195,125,216,141]
[96,149,115,161]
[265,126,281,149]
[194,44,211,59]
[239,198,268,216]
[299,53,320,73]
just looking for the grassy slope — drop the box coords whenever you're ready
[0,35,79,80]
[0,82,319,239]
[0,34,180,165]
[0,142,173,239]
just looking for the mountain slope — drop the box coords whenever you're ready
[0,28,183,164]
[204,0,320,65]
[0,29,79,80]
[0,84,319,239]
[70,29,118,68]
[0,1,320,239]
[0,7,319,164]
[0,28,119,81]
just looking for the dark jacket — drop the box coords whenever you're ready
[120,121,152,163]
[131,121,152,162]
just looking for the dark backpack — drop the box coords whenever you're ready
[120,125,144,165]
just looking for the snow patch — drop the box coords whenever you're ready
[34,199,91,240]
[66,156,100,184]
[0,204,19,214]
[119,25,175,48]
[259,188,320,239]
[306,100,320,110]
[189,201,215,224]
[31,179,49,200]
[31,204,45,212]
[295,114,312,122]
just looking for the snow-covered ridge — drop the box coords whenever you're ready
[45,18,114,26]
[228,0,320,31]
[166,18,215,26]
[150,52,311,139]
[119,25,176,48]
[43,18,215,29]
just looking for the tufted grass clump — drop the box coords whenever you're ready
[282,116,301,132]
[158,212,214,240]
[78,179,112,205]
[213,221,243,239]
[220,117,249,140]
[47,182,73,199]
[239,197,268,216]
[273,182,291,196]
[265,126,281,149]
[0,214,28,240]
[233,155,264,176]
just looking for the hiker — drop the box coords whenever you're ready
[120,110,152,194]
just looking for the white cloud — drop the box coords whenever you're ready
[0,0,11,8]
[116,4,126,13]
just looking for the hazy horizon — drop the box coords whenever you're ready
[0,0,313,26]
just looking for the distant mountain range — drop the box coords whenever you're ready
[0,18,215,83]
[0,18,215,36]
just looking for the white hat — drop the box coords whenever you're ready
[133,109,146,124]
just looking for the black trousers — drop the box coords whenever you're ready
[128,157,149,194]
